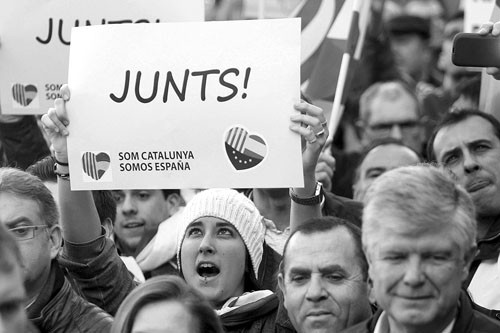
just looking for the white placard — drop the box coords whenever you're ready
[67,19,303,190]
[0,0,204,114]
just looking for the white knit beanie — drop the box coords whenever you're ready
[177,188,265,280]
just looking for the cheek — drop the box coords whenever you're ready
[219,241,247,277]
[282,286,304,317]
[18,241,50,276]
[371,265,398,291]
[180,241,199,273]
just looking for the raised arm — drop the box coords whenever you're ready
[40,85,101,243]
[41,85,136,315]
[288,101,330,231]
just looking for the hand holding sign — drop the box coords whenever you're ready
[289,101,329,196]
[41,85,70,163]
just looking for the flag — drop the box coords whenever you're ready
[479,0,500,121]
[291,0,344,85]
[304,0,371,101]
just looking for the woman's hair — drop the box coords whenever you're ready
[111,275,223,333]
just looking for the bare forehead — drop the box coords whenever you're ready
[369,93,418,122]
[361,144,420,170]
[286,228,358,261]
[434,116,499,155]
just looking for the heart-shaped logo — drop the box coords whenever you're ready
[82,152,111,180]
[12,84,37,106]
[225,126,267,171]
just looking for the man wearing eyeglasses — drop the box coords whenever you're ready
[357,80,424,153]
[0,167,112,332]
[0,222,39,332]
[330,80,425,198]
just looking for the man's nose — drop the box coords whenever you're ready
[463,150,480,174]
[403,256,425,287]
[305,275,328,302]
[121,195,137,215]
[389,124,403,140]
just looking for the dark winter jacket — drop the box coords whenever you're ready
[340,291,500,333]
[27,261,113,333]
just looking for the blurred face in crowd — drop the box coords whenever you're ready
[131,300,198,333]
[433,116,500,217]
[112,190,180,254]
[390,34,430,81]
[0,193,60,299]
[279,227,371,333]
[365,216,472,332]
[181,217,247,307]
[354,144,421,201]
[363,92,423,152]
[0,254,28,333]
[438,17,464,75]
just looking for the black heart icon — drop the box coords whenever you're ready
[12,84,37,106]
[82,152,111,180]
[225,126,267,171]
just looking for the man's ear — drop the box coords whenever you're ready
[102,217,114,239]
[48,225,62,260]
[277,272,287,309]
[166,193,183,215]
[356,120,370,146]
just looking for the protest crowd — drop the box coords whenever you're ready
[4,0,500,332]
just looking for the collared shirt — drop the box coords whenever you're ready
[468,253,500,310]
[373,311,455,333]
[263,218,290,255]
[467,215,500,311]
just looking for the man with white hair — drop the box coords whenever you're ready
[342,165,500,332]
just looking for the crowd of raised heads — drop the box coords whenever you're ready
[2,1,500,333]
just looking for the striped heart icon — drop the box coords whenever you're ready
[82,152,110,180]
[12,84,37,106]
[225,126,267,171]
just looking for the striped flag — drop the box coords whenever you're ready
[225,127,267,170]
[479,0,500,121]
[291,0,345,85]
[304,0,371,101]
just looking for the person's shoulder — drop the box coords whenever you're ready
[471,308,500,332]
[323,191,363,228]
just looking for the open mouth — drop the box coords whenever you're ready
[196,262,220,278]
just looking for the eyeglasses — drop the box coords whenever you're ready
[8,225,49,241]
[367,120,420,136]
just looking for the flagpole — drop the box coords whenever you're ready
[326,53,350,145]
[326,0,363,146]
[258,0,265,19]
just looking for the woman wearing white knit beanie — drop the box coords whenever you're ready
[177,187,283,332]
[177,188,267,304]
[175,99,330,332]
